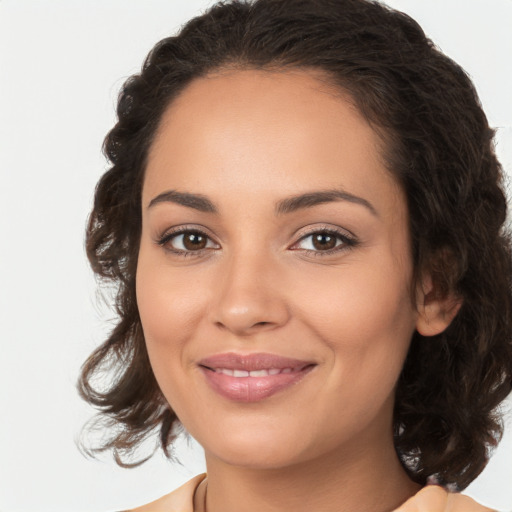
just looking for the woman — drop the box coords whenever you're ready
[79,0,512,510]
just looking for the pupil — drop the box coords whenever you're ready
[313,233,336,250]
[184,232,206,250]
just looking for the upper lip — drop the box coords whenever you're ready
[198,352,316,371]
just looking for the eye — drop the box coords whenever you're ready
[291,228,357,255]
[157,228,219,255]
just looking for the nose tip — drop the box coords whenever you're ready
[210,269,290,336]
[213,303,288,336]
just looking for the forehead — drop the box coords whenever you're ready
[143,68,403,219]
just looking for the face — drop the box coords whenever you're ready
[136,69,420,470]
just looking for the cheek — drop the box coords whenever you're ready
[296,253,417,388]
[136,253,205,342]
[135,249,207,390]
[136,258,213,424]
[299,256,414,333]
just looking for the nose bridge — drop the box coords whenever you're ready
[210,240,289,335]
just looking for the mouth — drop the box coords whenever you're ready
[208,367,304,377]
[198,352,317,402]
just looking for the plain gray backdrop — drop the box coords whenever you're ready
[1,1,511,511]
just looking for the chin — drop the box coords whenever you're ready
[213,446,304,470]
[201,428,311,469]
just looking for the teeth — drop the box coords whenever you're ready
[249,369,269,377]
[216,367,296,377]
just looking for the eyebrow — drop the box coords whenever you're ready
[147,188,378,217]
[148,190,217,213]
[275,189,378,217]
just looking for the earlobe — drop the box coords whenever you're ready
[415,274,462,337]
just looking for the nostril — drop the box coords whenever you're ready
[211,298,290,335]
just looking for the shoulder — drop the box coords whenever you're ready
[395,485,498,512]
[123,473,207,512]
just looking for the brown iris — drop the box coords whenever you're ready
[183,231,208,250]
[312,232,337,250]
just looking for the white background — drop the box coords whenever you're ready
[0,1,511,511]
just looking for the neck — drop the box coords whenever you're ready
[201,435,421,512]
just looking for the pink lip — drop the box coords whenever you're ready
[198,352,316,402]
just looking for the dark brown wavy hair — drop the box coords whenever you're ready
[78,0,512,490]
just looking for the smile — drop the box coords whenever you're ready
[198,353,316,402]
[213,367,299,377]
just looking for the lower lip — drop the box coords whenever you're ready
[199,366,315,402]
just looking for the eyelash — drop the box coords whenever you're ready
[156,226,218,258]
[156,226,359,258]
[291,226,359,257]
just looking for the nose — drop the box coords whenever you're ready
[209,251,290,336]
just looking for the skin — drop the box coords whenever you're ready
[134,69,485,512]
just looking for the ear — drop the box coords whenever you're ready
[415,272,462,337]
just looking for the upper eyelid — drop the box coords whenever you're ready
[157,224,216,240]
[156,224,356,251]
[155,226,219,252]
[295,224,355,238]
[157,224,352,238]
[291,228,355,249]
[156,227,220,257]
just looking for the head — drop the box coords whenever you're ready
[79,0,512,490]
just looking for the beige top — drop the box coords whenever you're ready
[123,474,501,512]
[125,473,207,512]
